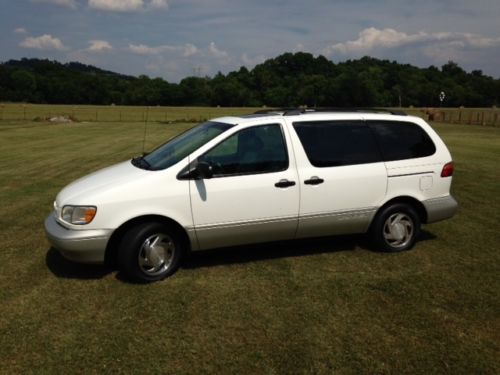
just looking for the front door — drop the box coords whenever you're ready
[190,123,300,249]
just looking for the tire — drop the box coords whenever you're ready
[370,203,421,252]
[118,222,184,282]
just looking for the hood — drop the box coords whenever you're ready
[56,160,149,205]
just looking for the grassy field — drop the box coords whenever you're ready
[0,104,256,123]
[0,116,499,373]
[1,103,499,126]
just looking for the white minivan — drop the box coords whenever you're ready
[45,109,458,282]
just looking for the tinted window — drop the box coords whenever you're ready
[199,124,288,176]
[293,121,381,167]
[368,121,436,161]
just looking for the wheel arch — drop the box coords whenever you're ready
[104,215,191,266]
[374,196,428,225]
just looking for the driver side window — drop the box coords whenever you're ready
[199,124,288,177]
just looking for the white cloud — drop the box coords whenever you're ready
[458,33,500,48]
[324,27,500,56]
[208,42,228,59]
[129,43,159,54]
[32,0,77,8]
[88,0,168,12]
[149,0,168,9]
[325,28,430,55]
[13,27,28,34]
[293,43,305,53]
[128,43,198,56]
[87,40,112,52]
[241,53,266,68]
[89,0,144,12]
[182,43,197,57]
[19,34,68,51]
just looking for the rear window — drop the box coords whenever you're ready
[293,121,382,167]
[368,121,436,161]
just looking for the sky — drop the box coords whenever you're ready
[1,0,500,82]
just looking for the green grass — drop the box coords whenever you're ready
[0,104,257,123]
[1,103,499,126]
[0,118,499,373]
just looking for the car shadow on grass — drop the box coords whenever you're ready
[45,247,112,280]
[45,230,437,280]
[184,230,437,270]
[184,234,365,270]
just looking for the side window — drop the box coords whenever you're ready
[368,121,436,161]
[293,121,381,167]
[199,124,288,176]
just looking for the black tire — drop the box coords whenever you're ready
[370,203,421,252]
[118,222,184,282]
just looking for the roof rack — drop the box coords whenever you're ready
[253,107,407,116]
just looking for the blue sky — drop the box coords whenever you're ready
[1,0,499,82]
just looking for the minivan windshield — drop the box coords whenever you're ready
[137,121,234,170]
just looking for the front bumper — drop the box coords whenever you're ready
[422,195,458,224]
[44,214,112,264]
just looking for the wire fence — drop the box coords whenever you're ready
[396,107,500,126]
[424,108,500,126]
[0,104,499,126]
[0,104,256,123]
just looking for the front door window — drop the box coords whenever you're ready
[199,124,288,177]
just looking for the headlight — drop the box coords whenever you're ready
[61,206,97,225]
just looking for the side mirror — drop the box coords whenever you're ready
[177,160,214,180]
[196,161,214,179]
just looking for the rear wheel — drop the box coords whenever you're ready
[118,222,184,282]
[370,203,420,252]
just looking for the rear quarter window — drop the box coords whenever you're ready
[368,121,436,161]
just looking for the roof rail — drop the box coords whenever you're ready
[253,107,407,116]
[253,108,297,115]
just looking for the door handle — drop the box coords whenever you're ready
[304,176,324,185]
[275,179,296,188]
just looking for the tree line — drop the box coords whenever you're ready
[1,53,499,107]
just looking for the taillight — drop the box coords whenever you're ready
[441,162,454,177]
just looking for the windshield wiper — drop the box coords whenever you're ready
[131,155,152,170]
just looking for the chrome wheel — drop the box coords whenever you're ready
[383,213,414,248]
[138,233,175,276]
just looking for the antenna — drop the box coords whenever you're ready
[141,106,149,155]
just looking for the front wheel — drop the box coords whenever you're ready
[118,222,184,282]
[370,203,421,252]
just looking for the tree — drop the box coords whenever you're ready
[0,56,498,107]
[10,70,36,102]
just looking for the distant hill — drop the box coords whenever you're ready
[3,58,132,79]
[1,54,499,106]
